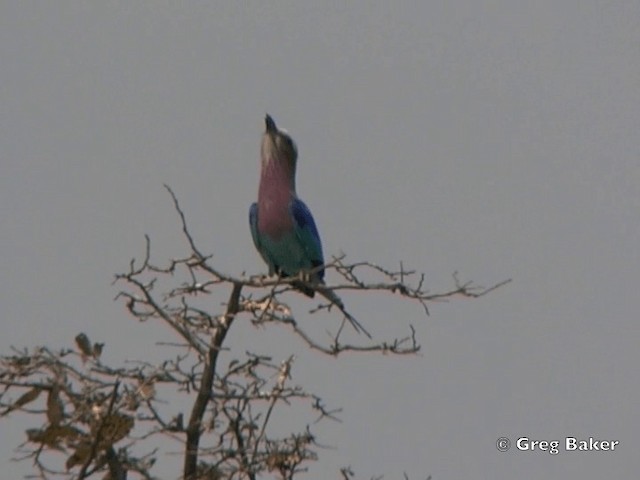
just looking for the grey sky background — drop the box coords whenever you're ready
[1,2,639,478]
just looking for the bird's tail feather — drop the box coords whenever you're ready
[292,280,316,298]
[315,285,372,338]
[286,276,371,338]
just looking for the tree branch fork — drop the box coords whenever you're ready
[0,185,509,479]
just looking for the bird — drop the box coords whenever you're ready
[249,114,324,297]
[249,115,371,338]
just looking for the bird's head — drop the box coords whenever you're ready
[261,114,298,169]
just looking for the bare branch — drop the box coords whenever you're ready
[0,185,508,479]
[183,281,242,480]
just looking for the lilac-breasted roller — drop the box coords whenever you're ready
[249,114,324,297]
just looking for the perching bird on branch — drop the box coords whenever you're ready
[249,114,324,297]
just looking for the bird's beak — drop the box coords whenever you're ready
[265,114,277,134]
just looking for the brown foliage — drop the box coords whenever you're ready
[0,186,509,479]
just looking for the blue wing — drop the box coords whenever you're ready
[249,202,259,246]
[290,198,325,281]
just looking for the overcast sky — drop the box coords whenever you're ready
[1,2,639,479]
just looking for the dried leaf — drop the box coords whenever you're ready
[137,382,155,400]
[75,333,93,357]
[91,402,106,419]
[92,342,104,359]
[66,442,92,470]
[92,413,134,447]
[27,425,82,448]
[266,452,289,471]
[1,387,42,416]
[47,386,64,425]
[124,392,139,411]
[63,415,132,469]
[25,428,46,443]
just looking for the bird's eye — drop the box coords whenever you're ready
[280,136,296,152]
